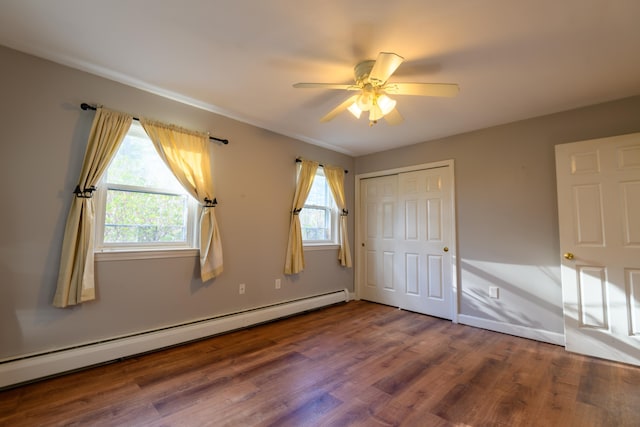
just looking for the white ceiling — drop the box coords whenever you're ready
[1,1,640,156]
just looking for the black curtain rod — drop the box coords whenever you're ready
[296,158,348,174]
[80,103,229,145]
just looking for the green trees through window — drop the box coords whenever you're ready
[96,122,195,249]
[300,170,336,243]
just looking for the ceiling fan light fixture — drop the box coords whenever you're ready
[292,51,458,126]
[377,94,397,115]
[356,93,372,111]
[369,103,384,122]
[347,102,362,118]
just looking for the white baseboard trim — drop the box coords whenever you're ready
[457,314,565,346]
[0,289,349,389]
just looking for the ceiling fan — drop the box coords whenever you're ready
[293,52,459,126]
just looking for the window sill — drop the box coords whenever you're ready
[303,244,340,251]
[95,248,199,262]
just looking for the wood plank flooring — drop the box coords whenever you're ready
[1,300,639,426]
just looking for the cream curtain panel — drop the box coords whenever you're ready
[324,165,352,268]
[140,119,223,281]
[53,108,133,307]
[284,159,319,275]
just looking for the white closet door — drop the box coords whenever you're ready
[359,165,454,320]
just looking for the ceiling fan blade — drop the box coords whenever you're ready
[320,95,359,122]
[293,83,359,90]
[383,82,459,97]
[384,108,404,125]
[368,52,404,86]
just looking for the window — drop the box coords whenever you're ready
[300,168,337,245]
[95,122,197,251]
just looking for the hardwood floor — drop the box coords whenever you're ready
[1,300,639,426]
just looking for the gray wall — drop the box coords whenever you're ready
[355,95,640,335]
[0,46,354,360]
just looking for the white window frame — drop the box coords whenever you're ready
[301,167,339,250]
[94,122,199,260]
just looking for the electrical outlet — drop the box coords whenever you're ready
[239,283,245,294]
[275,279,281,289]
[489,286,499,299]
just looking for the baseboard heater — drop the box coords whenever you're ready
[0,289,350,389]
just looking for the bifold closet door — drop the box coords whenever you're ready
[360,166,454,320]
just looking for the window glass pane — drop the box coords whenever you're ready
[105,126,184,192]
[305,174,328,206]
[301,169,336,243]
[300,207,330,241]
[104,190,188,243]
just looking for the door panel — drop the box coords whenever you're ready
[383,251,395,290]
[366,251,376,287]
[629,269,640,335]
[360,175,400,307]
[427,199,442,240]
[556,132,640,366]
[576,265,608,329]
[359,165,454,319]
[622,181,640,245]
[428,255,444,299]
[405,200,418,240]
[406,253,419,295]
[382,202,394,239]
[573,184,604,245]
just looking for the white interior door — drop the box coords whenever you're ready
[359,164,455,320]
[556,132,640,366]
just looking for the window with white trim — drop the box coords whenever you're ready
[95,121,198,251]
[300,168,337,245]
